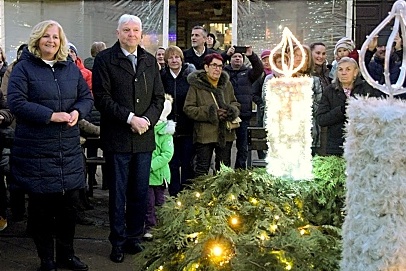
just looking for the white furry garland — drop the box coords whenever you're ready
[264,76,313,180]
[341,97,406,271]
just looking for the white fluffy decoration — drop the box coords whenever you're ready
[264,76,313,180]
[342,96,406,271]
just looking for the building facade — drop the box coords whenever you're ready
[0,0,394,64]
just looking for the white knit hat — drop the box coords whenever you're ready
[159,94,173,121]
[334,37,355,56]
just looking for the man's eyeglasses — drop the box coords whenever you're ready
[209,63,223,70]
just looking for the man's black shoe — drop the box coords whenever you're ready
[38,258,56,271]
[110,246,124,263]
[57,255,88,271]
[123,241,145,255]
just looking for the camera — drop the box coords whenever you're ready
[234,46,248,54]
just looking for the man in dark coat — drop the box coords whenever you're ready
[92,14,165,264]
[223,47,263,169]
[183,25,229,70]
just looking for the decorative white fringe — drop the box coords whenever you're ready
[264,76,313,180]
[342,96,406,271]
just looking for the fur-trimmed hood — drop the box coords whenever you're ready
[187,70,230,93]
[155,120,176,135]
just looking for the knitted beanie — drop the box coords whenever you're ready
[334,37,355,56]
[68,42,78,56]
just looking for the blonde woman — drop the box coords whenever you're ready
[7,20,93,271]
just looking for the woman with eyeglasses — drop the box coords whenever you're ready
[184,53,240,177]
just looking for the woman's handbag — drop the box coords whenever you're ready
[210,92,241,130]
[226,117,242,130]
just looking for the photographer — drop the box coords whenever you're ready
[365,32,402,85]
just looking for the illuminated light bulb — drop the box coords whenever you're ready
[274,215,280,220]
[250,198,258,205]
[300,229,305,235]
[195,192,201,198]
[286,263,292,270]
[270,224,278,232]
[158,266,164,270]
[176,201,182,206]
[260,232,269,241]
[230,216,239,225]
[212,245,223,257]
[230,194,236,200]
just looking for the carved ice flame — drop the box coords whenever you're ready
[269,27,306,78]
[359,0,406,98]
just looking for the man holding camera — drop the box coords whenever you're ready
[365,32,402,85]
[223,46,263,170]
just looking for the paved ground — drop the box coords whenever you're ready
[0,186,149,271]
[0,144,259,271]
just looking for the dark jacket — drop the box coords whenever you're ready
[223,53,263,118]
[365,49,400,85]
[0,61,8,87]
[184,70,240,147]
[313,63,331,90]
[183,47,229,71]
[316,76,382,155]
[7,49,94,194]
[92,41,165,153]
[0,90,14,150]
[160,63,196,137]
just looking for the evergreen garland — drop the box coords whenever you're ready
[142,156,346,271]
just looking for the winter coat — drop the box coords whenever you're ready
[7,48,94,194]
[313,63,331,90]
[0,90,14,150]
[183,47,219,71]
[150,120,175,186]
[0,62,14,98]
[316,76,382,155]
[84,56,94,70]
[365,49,400,85]
[92,41,165,153]
[0,61,8,87]
[311,76,323,148]
[160,63,196,136]
[223,53,264,118]
[184,70,240,146]
[74,56,92,91]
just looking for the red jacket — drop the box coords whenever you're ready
[75,56,92,92]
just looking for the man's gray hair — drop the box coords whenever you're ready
[117,14,142,30]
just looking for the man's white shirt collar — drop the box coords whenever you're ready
[121,48,137,57]
[193,47,205,57]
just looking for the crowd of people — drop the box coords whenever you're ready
[0,12,398,271]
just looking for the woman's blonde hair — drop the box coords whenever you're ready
[164,45,184,63]
[28,20,68,61]
[293,44,314,75]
